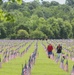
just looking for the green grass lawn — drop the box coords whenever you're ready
[0,41,36,75]
[31,40,73,75]
[0,40,74,75]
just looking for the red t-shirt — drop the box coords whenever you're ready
[47,45,53,52]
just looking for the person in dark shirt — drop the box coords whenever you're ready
[56,44,62,62]
[57,44,62,53]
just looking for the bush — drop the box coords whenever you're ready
[16,29,29,39]
[30,30,47,39]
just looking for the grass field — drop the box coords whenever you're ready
[0,40,74,75]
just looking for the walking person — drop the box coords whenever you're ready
[47,44,53,58]
[56,44,62,62]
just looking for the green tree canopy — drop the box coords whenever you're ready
[30,30,47,39]
[17,29,29,39]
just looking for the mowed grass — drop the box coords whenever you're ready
[0,40,74,75]
[31,40,73,75]
[0,41,36,75]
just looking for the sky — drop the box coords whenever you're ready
[24,0,66,4]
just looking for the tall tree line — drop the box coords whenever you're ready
[0,0,74,39]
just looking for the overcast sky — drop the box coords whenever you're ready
[24,0,66,4]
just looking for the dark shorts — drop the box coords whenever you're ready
[48,52,52,55]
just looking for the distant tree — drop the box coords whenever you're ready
[17,29,29,39]
[71,19,74,38]
[6,2,20,11]
[42,1,50,7]
[50,1,59,6]
[27,15,39,31]
[60,21,72,38]
[30,30,47,39]
[0,0,3,5]
[15,24,29,33]
[28,1,40,10]
[0,0,23,22]
[22,11,30,17]
[65,0,74,6]
[0,0,74,39]
[10,33,17,39]
[4,22,15,38]
[0,23,6,39]
[34,9,44,17]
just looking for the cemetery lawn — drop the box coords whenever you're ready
[0,40,74,75]
[0,41,36,75]
[31,40,74,75]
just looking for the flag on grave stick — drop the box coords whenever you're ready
[70,53,72,59]
[21,64,24,75]
[71,65,74,75]
[60,58,64,70]
[3,55,8,62]
[23,63,28,75]
[32,52,36,65]
[0,58,2,68]
[55,55,60,63]
[65,54,68,59]
[27,59,31,75]
[30,56,33,69]
[72,57,74,61]
[11,53,14,59]
[64,60,68,72]
[50,53,54,60]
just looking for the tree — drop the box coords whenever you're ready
[28,1,40,10]
[37,24,53,39]
[15,24,29,33]
[0,0,3,5]
[0,0,74,39]
[26,15,39,31]
[42,1,50,7]
[6,2,20,11]
[17,29,29,39]
[4,22,15,38]
[30,30,47,39]
[0,23,6,39]
[71,19,74,38]
[65,0,74,6]
[60,21,72,38]
[50,1,59,6]
[34,9,44,17]
[10,33,17,39]
[0,0,22,22]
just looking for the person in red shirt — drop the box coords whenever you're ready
[47,44,53,58]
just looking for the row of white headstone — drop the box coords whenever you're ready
[42,40,74,75]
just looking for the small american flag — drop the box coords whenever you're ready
[60,58,64,69]
[64,60,68,72]
[71,65,74,75]
[23,63,28,75]
[0,58,2,68]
